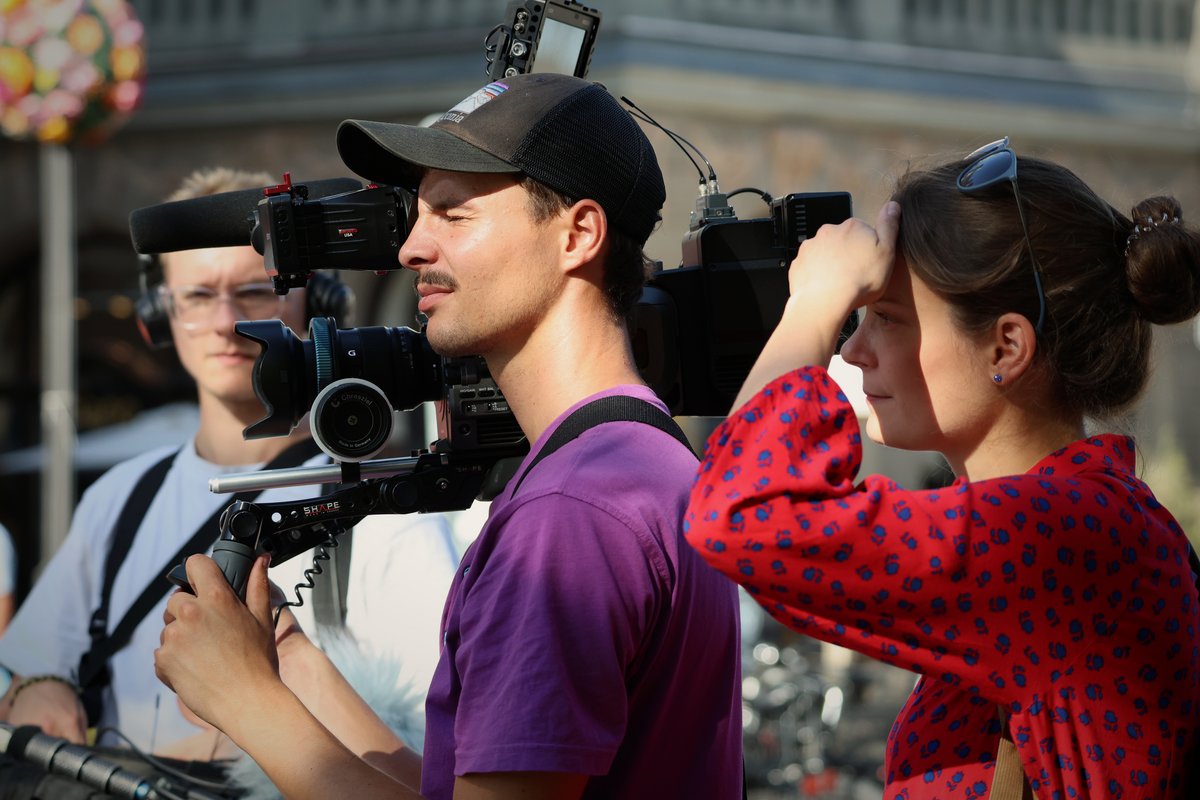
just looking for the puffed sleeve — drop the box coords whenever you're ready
[685,367,1110,690]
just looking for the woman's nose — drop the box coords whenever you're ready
[839,313,869,368]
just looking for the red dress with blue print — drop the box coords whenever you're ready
[685,367,1200,800]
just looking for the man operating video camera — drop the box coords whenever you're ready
[153,73,743,799]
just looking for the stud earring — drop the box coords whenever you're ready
[993,374,1003,385]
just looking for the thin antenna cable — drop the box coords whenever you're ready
[622,95,737,230]
[621,96,716,187]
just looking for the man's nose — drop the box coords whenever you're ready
[209,294,245,333]
[398,213,431,273]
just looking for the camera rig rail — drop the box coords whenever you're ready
[167,443,526,599]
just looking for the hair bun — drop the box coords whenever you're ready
[1123,196,1200,325]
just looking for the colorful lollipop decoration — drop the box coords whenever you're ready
[0,0,145,144]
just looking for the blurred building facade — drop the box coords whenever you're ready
[1,0,1199,590]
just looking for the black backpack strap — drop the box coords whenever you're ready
[77,450,178,678]
[77,438,322,722]
[76,449,178,723]
[508,395,695,497]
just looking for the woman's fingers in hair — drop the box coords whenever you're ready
[788,201,900,312]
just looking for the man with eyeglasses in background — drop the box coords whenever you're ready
[0,168,457,767]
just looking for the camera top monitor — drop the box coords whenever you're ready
[487,0,601,80]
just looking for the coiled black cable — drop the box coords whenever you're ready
[273,533,340,629]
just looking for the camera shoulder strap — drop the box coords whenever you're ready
[504,397,750,793]
[509,395,696,498]
[76,438,322,722]
[504,396,744,792]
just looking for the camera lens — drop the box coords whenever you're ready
[236,317,442,441]
[311,378,394,462]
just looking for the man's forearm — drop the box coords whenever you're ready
[226,678,422,799]
[277,637,423,790]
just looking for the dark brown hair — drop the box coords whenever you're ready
[892,154,1200,419]
[521,175,655,320]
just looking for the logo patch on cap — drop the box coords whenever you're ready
[441,81,509,125]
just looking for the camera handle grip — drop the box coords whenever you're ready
[166,540,255,602]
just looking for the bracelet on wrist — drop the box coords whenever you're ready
[10,674,81,704]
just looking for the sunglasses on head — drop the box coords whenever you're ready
[956,137,1046,336]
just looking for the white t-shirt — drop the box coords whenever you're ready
[0,439,458,752]
[270,511,460,698]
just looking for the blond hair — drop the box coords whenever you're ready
[159,168,276,276]
[165,167,276,202]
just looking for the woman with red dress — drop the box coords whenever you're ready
[685,139,1200,799]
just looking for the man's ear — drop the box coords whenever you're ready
[988,312,1038,384]
[559,198,607,276]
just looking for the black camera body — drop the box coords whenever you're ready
[253,174,413,293]
[635,192,855,416]
[486,0,601,80]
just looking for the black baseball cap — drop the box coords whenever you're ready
[336,73,665,245]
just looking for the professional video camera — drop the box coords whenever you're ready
[636,185,854,417]
[125,2,854,601]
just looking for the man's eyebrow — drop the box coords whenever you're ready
[420,192,470,212]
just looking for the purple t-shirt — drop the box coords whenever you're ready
[422,384,743,799]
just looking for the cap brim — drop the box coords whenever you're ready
[337,119,519,190]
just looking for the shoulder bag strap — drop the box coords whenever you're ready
[508,395,696,498]
[990,704,1033,800]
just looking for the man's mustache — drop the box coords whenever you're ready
[415,270,459,293]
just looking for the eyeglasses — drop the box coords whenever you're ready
[956,136,1046,335]
[160,282,284,330]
